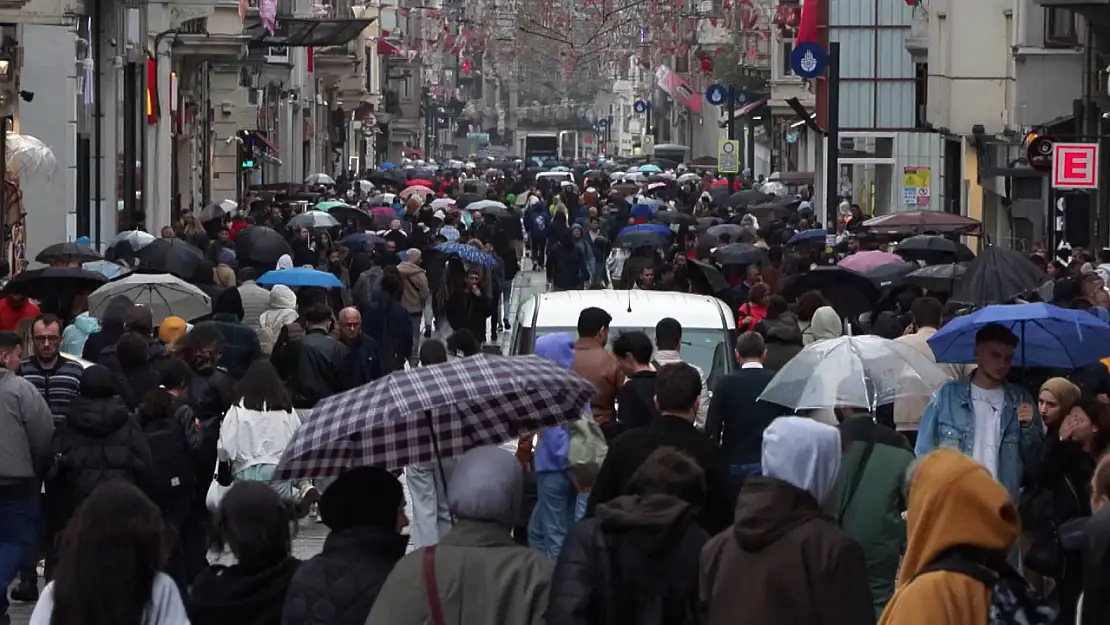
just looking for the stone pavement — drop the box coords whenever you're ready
[6,268,549,624]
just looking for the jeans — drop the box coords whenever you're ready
[407,460,456,549]
[500,282,512,320]
[729,462,763,492]
[0,495,39,615]
[527,470,586,560]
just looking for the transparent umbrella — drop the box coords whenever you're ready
[758,335,951,411]
[6,134,57,180]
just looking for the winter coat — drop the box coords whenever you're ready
[0,369,54,489]
[761,317,804,372]
[396,261,431,314]
[547,242,588,290]
[287,329,349,409]
[238,280,272,333]
[360,290,413,374]
[282,527,407,625]
[210,312,262,380]
[61,312,100,357]
[190,558,302,625]
[46,380,156,532]
[259,285,298,356]
[547,494,708,625]
[445,290,490,344]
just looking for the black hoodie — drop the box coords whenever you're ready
[82,295,133,362]
[190,558,301,625]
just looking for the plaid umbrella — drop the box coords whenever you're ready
[273,354,596,479]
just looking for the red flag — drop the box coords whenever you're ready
[796,0,818,45]
[145,57,158,125]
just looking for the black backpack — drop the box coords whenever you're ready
[143,417,193,493]
[914,546,1055,625]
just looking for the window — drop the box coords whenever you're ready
[1045,8,1077,46]
[781,41,795,77]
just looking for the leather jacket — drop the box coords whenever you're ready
[290,328,350,409]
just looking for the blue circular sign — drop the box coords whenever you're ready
[597,118,609,128]
[634,100,649,113]
[705,84,727,106]
[790,42,827,79]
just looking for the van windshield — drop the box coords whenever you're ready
[533,327,732,388]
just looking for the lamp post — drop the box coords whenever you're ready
[0,49,16,261]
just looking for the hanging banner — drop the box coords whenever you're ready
[654,64,702,113]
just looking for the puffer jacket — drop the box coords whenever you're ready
[46,366,155,532]
[281,527,407,625]
[259,285,298,355]
[62,313,100,357]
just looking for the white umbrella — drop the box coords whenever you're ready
[357,180,375,193]
[466,200,507,212]
[108,229,156,252]
[89,273,211,325]
[305,173,336,185]
[6,134,57,180]
[431,198,457,209]
[288,210,341,230]
[757,335,950,411]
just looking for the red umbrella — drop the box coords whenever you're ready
[710,178,742,191]
[369,206,395,217]
[406,178,435,188]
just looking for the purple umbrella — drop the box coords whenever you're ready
[839,250,904,273]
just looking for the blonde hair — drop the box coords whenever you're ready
[213,264,237,288]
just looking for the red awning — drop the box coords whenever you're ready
[377,38,403,55]
[250,131,277,152]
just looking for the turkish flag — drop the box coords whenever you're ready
[796,0,819,44]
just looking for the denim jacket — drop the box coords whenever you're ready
[914,378,1044,502]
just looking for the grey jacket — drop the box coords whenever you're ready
[0,368,55,487]
[238,280,272,332]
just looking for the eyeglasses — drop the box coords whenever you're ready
[33,335,60,343]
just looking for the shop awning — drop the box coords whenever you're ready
[246,17,375,48]
[249,130,278,152]
[377,38,404,55]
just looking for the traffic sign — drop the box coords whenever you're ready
[706,84,727,106]
[1052,143,1099,189]
[790,42,827,79]
[642,136,655,156]
[634,99,649,114]
[717,139,740,174]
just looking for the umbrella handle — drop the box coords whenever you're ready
[424,409,456,526]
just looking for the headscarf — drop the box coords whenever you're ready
[276,254,294,270]
[446,446,523,528]
[761,416,842,505]
[1040,377,1081,417]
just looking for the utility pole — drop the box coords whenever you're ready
[726,84,736,193]
[824,42,841,230]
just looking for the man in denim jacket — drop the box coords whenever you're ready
[915,323,1044,503]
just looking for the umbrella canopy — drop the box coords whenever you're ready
[315,200,352,211]
[399,185,434,199]
[1,266,108,300]
[747,198,800,221]
[272,354,596,478]
[431,198,457,210]
[339,232,386,252]
[367,193,396,207]
[455,192,483,209]
[327,205,374,230]
[653,211,698,227]
[235,226,294,267]
[305,173,335,185]
[862,210,981,234]
[677,173,701,184]
[928,303,1110,368]
[379,162,396,170]
[89,273,211,324]
[758,335,950,410]
[406,178,434,188]
[630,203,657,219]
[705,224,743,240]
[369,206,395,217]
[713,243,768,266]
[108,230,156,254]
[951,245,1047,306]
[697,217,723,230]
[82,260,129,279]
[467,200,508,212]
[288,211,341,230]
[839,250,905,273]
[787,229,827,245]
[368,173,403,187]
[685,259,729,294]
[258,268,344,289]
[36,242,103,264]
[615,224,672,249]
[198,199,236,222]
[905,263,967,293]
[780,266,881,323]
[435,242,496,266]
[857,261,917,290]
[639,164,663,173]
[135,238,205,279]
[725,189,770,209]
[894,235,975,264]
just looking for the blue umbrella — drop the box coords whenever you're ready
[639,164,662,173]
[340,232,386,251]
[617,224,672,239]
[258,268,344,289]
[380,162,396,170]
[435,242,496,266]
[787,228,828,245]
[83,260,128,279]
[630,203,656,219]
[927,303,1110,368]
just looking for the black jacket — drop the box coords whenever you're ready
[616,370,659,431]
[547,243,588,290]
[760,318,803,372]
[340,333,385,388]
[360,290,413,374]
[548,495,709,625]
[445,291,490,343]
[289,329,349,409]
[587,414,735,535]
[46,393,155,531]
[190,558,302,625]
[281,527,407,625]
[706,366,782,467]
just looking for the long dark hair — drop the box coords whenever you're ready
[138,358,193,425]
[235,359,292,412]
[50,482,166,625]
[174,322,224,373]
[211,481,297,570]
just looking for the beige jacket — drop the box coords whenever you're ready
[397,261,431,314]
[893,327,973,431]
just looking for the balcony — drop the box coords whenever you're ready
[904,9,928,60]
[1033,0,1110,30]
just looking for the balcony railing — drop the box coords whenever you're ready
[245,0,295,17]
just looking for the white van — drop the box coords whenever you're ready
[509,290,737,388]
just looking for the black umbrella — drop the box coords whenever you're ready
[368,173,404,187]
[713,243,768,266]
[329,205,373,230]
[653,211,698,227]
[1,266,108,301]
[780,267,881,323]
[685,259,729,293]
[857,261,918,291]
[615,230,670,249]
[135,238,205,279]
[236,226,295,267]
[905,263,968,293]
[748,198,801,221]
[696,217,723,231]
[951,245,1047,306]
[36,242,103,264]
[725,189,770,209]
[706,224,746,240]
[894,235,975,264]
[708,186,732,203]
[456,192,484,210]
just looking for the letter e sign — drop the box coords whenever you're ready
[1052,143,1099,189]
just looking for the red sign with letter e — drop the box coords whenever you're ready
[1052,143,1099,189]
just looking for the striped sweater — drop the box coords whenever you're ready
[17,357,84,424]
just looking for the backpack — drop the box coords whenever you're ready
[567,412,608,483]
[532,213,547,233]
[912,546,1055,625]
[143,417,194,493]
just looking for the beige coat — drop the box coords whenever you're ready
[366,520,553,625]
[397,261,431,314]
[893,327,973,431]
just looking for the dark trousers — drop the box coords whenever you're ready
[0,495,38,616]
[529,236,546,267]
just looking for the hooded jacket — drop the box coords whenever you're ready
[877,449,1020,625]
[700,417,874,625]
[82,295,132,362]
[62,312,100,357]
[396,260,431,314]
[760,313,804,371]
[548,494,709,625]
[533,334,574,472]
[259,285,298,355]
[803,306,842,345]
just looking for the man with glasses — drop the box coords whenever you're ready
[336,307,383,387]
[17,314,84,425]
